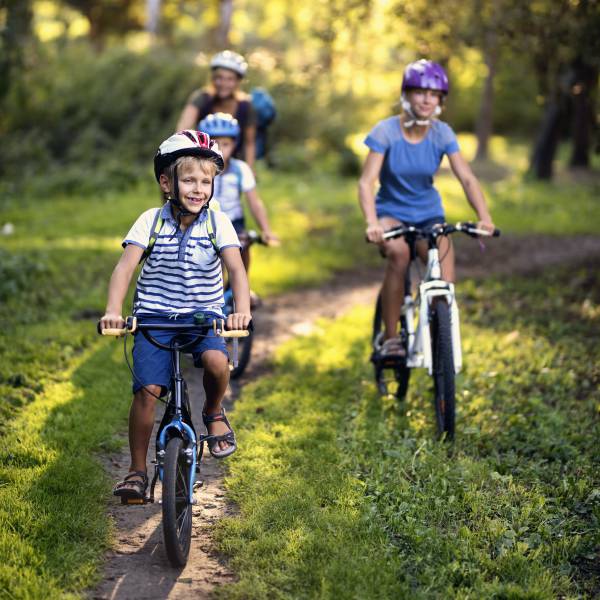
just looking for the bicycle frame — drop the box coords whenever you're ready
[401,240,462,375]
[154,340,201,506]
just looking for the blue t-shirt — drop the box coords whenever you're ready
[364,117,460,223]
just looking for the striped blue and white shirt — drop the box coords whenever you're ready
[123,202,241,317]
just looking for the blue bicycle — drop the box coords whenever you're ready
[101,314,249,566]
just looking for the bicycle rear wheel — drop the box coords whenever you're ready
[430,299,455,440]
[372,292,410,399]
[162,436,193,566]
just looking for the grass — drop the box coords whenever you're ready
[0,137,598,596]
[216,261,600,598]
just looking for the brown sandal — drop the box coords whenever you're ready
[113,470,148,502]
[202,409,237,459]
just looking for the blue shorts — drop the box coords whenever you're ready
[131,314,228,394]
[231,218,246,235]
[380,215,445,229]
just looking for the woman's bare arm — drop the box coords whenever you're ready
[447,151,494,230]
[358,150,385,243]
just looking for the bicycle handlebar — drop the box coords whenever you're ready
[378,221,501,242]
[244,229,281,248]
[99,316,251,338]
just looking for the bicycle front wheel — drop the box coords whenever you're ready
[430,299,455,440]
[162,436,193,566]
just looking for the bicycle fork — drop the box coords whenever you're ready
[405,282,463,374]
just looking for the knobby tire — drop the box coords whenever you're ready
[430,299,455,440]
[162,436,193,566]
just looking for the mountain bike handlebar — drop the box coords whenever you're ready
[242,229,281,248]
[99,316,251,338]
[380,221,501,242]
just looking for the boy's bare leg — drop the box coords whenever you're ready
[201,349,233,453]
[128,385,161,473]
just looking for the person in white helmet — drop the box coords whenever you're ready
[177,50,257,170]
[100,130,250,502]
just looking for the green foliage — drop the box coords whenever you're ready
[0,342,131,599]
[218,263,600,598]
[0,42,204,194]
[0,147,598,596]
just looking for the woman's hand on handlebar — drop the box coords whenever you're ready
[476,220,496,235]
[365,222,384,244]
[99,312,125,332]
[227,312,252,331]
[262,230,280,246]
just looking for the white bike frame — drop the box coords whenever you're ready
[402,247,462,375]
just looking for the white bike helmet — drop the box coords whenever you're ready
[154,130,224,213]
[210,50,248,78]
[154,130,224,181]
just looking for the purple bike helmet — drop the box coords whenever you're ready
[402,59,449,95]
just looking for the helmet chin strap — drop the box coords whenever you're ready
[401,95,442,128]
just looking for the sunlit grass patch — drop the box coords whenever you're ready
[0,341,130,598]
[218,262,599,598]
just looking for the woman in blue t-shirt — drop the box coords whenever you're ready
[359,59,495,357]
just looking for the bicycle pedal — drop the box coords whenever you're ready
[193,480,203,491]
[121,497,146,506]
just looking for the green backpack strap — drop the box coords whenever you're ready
[140,209,164,264]
[206,208,220,256]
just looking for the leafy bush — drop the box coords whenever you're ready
[1,42,205,195]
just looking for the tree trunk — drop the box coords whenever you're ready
[530,98,565,180]
[146,0,162,36]
[0,0,33,102]
[569,61,598,168]
[475,32,497,161]
[217,0,234,49]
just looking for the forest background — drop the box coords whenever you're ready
[1,0,598,198]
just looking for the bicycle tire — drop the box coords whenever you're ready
[430,299,455,440]
[162,436,193,566]
[228,329,253,379]
[372,292,411,399]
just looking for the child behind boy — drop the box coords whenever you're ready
[99,130,251,502]
[198,113,278,287]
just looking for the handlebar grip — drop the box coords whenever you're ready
[220,330,251,338]
[97,316,137,336]
[101,327,128,337]
[493,228,501,237]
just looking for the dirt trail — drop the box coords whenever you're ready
[91,234,600,600]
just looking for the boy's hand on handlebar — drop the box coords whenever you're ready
[99,312,125,332]
[227,312,252,331]
[366,222,384,244]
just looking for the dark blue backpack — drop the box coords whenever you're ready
[251,88,276,159]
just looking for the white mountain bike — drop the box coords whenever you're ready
[371,222,500,440]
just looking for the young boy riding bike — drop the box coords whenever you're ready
[99,130,251,502]
[198,112,278,297]
[359,60,496,358]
